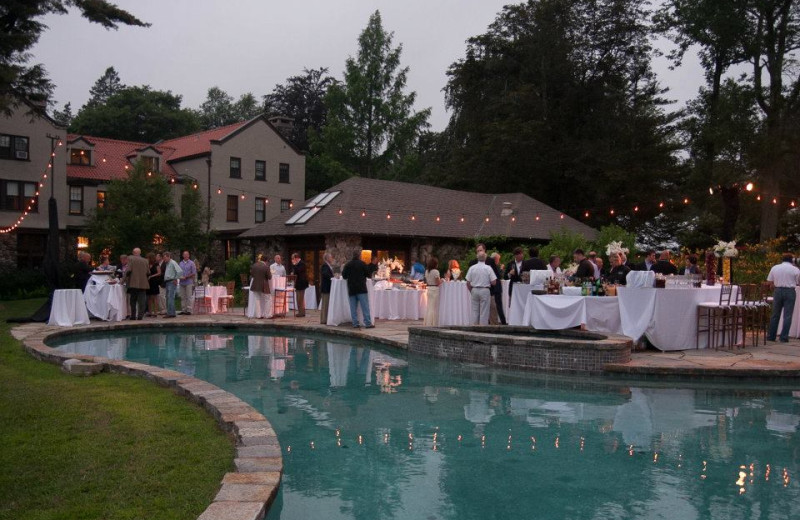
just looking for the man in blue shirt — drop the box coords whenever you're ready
[178,250,197,315]
[162,251,183,318]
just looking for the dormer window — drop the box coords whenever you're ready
[139,156,159,172]
[70,148,91,165]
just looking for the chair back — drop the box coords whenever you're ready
[239,273,248,287]
[739,283,761,305]
[718,283,734,306]
[226,280,235,296]
[760,282,774,302]
[194,286,206,298]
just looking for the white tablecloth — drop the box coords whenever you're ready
[205,286,229,314]
[617,285,733,350]
[524,295,622,334]
[507,283,535,325]
[246,288,273,318]
[372,288,427,320]
[289,285,317,311]
[49,289,90,326]
[84,282,126,321]
[326,278,376,326]
[777,287,800,338]
[438,281,471,326]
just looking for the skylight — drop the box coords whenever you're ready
[286,191,341,225]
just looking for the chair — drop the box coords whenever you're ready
[733,284,769,347]
[240,273,248,288]
[272,275,296,318]
[217,281,235,313]
[193,286,212,315]
[696,284,734,349]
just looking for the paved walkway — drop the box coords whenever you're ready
[11,308,800,379]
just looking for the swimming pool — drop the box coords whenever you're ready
[49,329,800,520]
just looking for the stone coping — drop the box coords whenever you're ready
[409,325,631,351]
[16,320,293,520]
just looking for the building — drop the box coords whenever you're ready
[239,177,598,287]
[0,105,305,269]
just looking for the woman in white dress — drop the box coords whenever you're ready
[424,257,442,326]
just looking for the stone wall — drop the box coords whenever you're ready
[0,234,16,271]
[325,234,362,267]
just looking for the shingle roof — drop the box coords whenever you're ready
[65,135,179,181]
[158,121,248,162]
[240,177,597,241]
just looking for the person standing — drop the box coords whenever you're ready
[469,244,505,325]
[76,252,92,291]
[156,253,167,314]
[505,247,525,297]
[573,249,595,279]
[320,253,334,325]
[606,253,631,285]
[270,255,286,277]
[424,257,442,326]
[365,255,379,278]
[521,246,547,272]
[250,253,271,319]
[636,250,657,271]
[680,254,700,275]
[547,255,563,276]
[767,253,800,342]
[146,253,161,317]
[161,251,182,318]
[178,250,197,315]
[126,248,150,320]
[652,250,678,275]
[465,251,497,325]
[342,249,374,329]
[290,252,309,317]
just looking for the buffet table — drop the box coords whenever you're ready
[84,280,126,321]
[372,287,427,320]
[326,278,376,326]
[49,289,90,327]
[507,283,535,325]
[438,281,471,326]
[524,294,622,334]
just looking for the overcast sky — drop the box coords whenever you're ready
[33,0,705,131]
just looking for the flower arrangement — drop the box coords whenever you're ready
[377,257,404,279]
[562,263,578,277]
[713,240,738,258]
[605,241,630,257]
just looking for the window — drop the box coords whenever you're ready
[69,148,91,165]
[255,160,266,181]
[255,197,267,223]
[69,186,84,215]
[226,195,238,221]
[279,163,290,183]
[0,134,30,160]
[225,239,239,260]
[1,180,38,212]
[280,199,292,213]
[230,157,241,178]
[96,190,106,209]
[139,156,159,172]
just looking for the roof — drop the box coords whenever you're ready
[240,177,598,241]
[65,135,178,181]
[158,121,248,162]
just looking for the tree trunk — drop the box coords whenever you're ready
[759,173,780,240]
[720,186,740,241]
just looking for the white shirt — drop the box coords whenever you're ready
[270,262,286,277]
[592,262,601,279]
[465,261,497,288]
[767,261,800,288]
[547,264,562,275]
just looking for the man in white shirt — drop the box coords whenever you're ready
[465,251,497,325]
[270,255,287,277]
[766,253,800,342]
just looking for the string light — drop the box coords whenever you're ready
[484,216,490,222]
[410,213,416,221]
[460,215,465,222]
[338,208,343,215]
[386,210,391,219]
[361,209,366,217]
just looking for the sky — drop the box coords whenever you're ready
[33,0,706,131]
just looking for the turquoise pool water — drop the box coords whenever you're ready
[50,329,800,520]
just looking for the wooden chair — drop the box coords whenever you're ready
[217,280,235,313]
[696,284,734,349]
[193,285,212,315]
[272,275,296,318]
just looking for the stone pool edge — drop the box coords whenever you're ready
[16,321,287,520]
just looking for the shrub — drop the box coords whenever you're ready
[0,268,48,300]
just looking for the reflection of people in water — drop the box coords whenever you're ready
[376,364,402,393]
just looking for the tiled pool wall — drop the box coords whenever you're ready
[408,326,632,374]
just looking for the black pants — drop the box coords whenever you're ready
[493,289,507,325]
[129,289,147,319]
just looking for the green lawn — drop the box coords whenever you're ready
[0,299,234,520]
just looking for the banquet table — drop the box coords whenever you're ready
[49,289,90,326]
[83,280,126,321]
[438,281,471,326]
[524,294,622,334]
[205,285,229,314]
[507,283,536,325]
[325,278,377,326]
[616,285,734,351]
[372,287,427,320]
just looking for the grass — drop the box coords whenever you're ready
[0,299,235,520]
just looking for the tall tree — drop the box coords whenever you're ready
[315,11,431,183]
[85,161,175,258]
[86,66,125,107]
[0,1,147,114]
[263,67,338,152]
[440,0,679,226]
[70,85,201,142]
[172,184,213,256]
[52,101,73,127]
[198,86,235,129]
[233,92,262,122]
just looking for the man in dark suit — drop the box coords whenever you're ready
[250,253,271,318]
[469,243,506,325]
[521,246,547,272]
[572,248,595,279]
[505,247,525,297]
[652,250,679,275]
[290,252,309,317]
[342,248,373,328]
[126,247,150,320]
[320,253,334,325]
[635,250,657,271]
